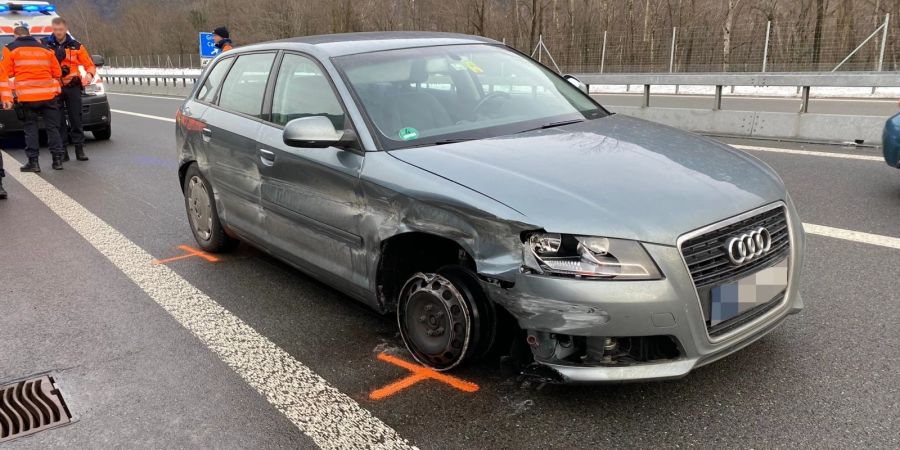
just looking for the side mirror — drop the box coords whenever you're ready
[283,116,355,149]
[91,55,106,67]
[563,74,588,94]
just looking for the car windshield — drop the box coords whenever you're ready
[333,44,607,150]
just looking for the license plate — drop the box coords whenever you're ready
[710,258,789,326]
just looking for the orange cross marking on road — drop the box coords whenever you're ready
[151,245,219,265]
[369,352,479,400]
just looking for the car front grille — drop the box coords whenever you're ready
[681,205,790,289]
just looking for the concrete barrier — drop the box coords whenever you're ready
[608,106,886,145]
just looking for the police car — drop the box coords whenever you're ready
[0,1,111,140]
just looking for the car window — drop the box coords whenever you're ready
[217,53,276,118]
[271,54,345,129]
[197,57,233,103]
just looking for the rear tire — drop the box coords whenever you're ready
[397,266,495,371]
[92,126,111,140]
[183,164,237,253]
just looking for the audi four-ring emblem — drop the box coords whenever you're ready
[725,227,772,265]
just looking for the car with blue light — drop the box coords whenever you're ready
[175,32,805,383]
[0,1,111,140]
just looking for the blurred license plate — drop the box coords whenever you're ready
[710,258,788,326]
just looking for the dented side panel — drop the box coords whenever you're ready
[356,151,536,310]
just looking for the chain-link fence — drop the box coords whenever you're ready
[103,15,896,74]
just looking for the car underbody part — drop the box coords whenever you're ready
[397,267,496,370]
[525,331,682,368]
[0,375,72,443]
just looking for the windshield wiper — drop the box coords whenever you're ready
[517,118,585,134]
[432,138,475,146]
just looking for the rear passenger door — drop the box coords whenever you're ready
[255,53,366,294]
[202,52,277,243]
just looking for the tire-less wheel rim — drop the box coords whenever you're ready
[397,273,472,370]
[187,175,213,241]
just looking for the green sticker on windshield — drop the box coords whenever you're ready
[398,127,419,141]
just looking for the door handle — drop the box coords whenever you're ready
[201,128,212,142]
[258,148,276,166]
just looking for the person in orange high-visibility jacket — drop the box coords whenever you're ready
[0,65,11,199]
[43,17,96,162]
[1,26,65,172]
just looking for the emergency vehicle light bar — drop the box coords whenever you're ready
[2,3,57,13]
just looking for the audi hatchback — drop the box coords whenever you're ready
[175,32,804,383]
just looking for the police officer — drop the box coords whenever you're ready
[212,27,233,53]
[43,17,95,162]
[0,64,11,199]
[1,26,64,172]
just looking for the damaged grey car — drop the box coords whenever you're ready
[176,32,804,383]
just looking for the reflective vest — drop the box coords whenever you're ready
[42,34,96,86]
[0,66,11,104]
[0,36,62,102]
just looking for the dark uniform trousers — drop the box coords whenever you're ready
[59,84,84,146]
[21,98,64,158]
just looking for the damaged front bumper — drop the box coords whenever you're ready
[484,227,804,383]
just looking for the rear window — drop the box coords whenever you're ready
[217,53,275,118]
[196,57,233,103]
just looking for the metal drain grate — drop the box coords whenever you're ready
[0,375,72,443]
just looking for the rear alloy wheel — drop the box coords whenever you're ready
[397,267,494,370]
[183,164,237,252]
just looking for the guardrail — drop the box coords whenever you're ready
[102,73,199,89]
[572,71,900,113]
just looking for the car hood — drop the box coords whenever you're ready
[387,114,786,245]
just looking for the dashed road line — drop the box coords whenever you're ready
[1,151,415,450]
[111,109,177,123]
[803,223,900,250]
[733,144,883,161]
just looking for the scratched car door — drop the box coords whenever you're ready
[203,52,276,242]
[255,52,366,294]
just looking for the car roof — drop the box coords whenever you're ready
[234,31,501,58]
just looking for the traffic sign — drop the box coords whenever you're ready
[199,32,219,58]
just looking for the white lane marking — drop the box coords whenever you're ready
[803,223,900,250]
[733,144,883,162]
[108,92,185,101]
[595,93,897,103]
[111,109,176,123]
[1,151,415,450]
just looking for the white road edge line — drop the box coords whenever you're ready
[595,93,897,103]
[0,151,415,450]
[733,144,883,161]
[111,109,177,123]
[803,223,900,250]
[108,92,185,101]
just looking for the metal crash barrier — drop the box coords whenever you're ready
[570,71,900,145]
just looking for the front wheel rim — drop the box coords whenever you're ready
[397,273,472,371]
[187,175,213,241]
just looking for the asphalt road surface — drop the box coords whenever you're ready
[593,92,899,116]
[1,92,899,449]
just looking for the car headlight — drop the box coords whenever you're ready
[84,81,105,96]
[523,233,662,280]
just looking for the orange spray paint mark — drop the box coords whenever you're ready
[369,352,479,400]
[152,245,219,265]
